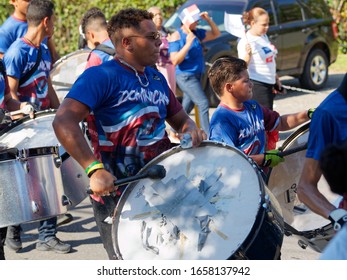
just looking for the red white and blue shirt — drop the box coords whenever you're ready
[209,100,280,155]
[4,39,52,109]
[67,59,182,178]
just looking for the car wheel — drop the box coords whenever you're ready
[299,49,328,90]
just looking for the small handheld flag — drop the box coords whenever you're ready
[179,4,201,28]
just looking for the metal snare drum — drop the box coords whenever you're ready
[0,146,67,227]
[0,109,90,209]
[112,141,284,260]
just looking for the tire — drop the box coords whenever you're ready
[299,49,328,90]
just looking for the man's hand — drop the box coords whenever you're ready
[263,149,285,168]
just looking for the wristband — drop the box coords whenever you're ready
[85,161,103,175]
[87,166,104,178]
[87,163,105,178]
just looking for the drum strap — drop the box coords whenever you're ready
[19,47,42,86]
[87,44,116,61]
[338,73,347,102]
[0,59,6,78]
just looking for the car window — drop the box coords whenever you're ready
[164,1,247,32]
[249,0,276,26]
[277,0,303,23]
[297,0,329,20]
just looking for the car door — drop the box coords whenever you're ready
[271,0,307,74]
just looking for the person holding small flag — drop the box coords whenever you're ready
[168,4,220,134]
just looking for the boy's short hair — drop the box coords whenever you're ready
[26,0,54,27]
[208,57,247,97]
[81,7,107,35]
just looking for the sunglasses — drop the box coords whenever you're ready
[128,31,162,40]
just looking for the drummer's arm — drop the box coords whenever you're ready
[47,37,60,64]
[3,78,21,111]
[53,98,93,166]
[47,77,60,109]
[276,110,310,131]
[249,154,265,167]
[52,98,116,195]
[297,158,336,219]
[7,76,20,102]
[166,109,207,147]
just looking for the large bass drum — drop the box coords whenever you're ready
[0,109,90,210]
[50,49,90,102]
[267,122,341,252]
[112,141,284,260]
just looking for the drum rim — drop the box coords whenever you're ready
[51,49,91,69]
[112,140,270,260]
[0,109,57,137]
[280,122,310,151]
[0,147,19,160]
[21,145,60,157]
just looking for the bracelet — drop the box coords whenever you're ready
[87,163,105,178]
[85,161,103,175]
[87,166,104,178]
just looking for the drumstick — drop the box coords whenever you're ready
[86,164,166,194]
[277,143,308,157]
[7,105,35,116]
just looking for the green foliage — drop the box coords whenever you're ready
[0,0,185,56]
[1,0,346,54]
[325,0,347,53]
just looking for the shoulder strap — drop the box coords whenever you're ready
[87,43,116,61]
[0,59,6,78]
[95,43,116,56]
[337,73,347,102]
[19,47,42,86]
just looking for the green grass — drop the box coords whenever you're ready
[330,53,347,73]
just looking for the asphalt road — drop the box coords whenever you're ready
[3,71,345,261]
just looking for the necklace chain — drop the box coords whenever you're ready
[24,37,37,47]
[118,59,149,87]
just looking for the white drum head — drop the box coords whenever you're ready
[0,110,59,149]
[50,49,90,102]
[113,141,265,260]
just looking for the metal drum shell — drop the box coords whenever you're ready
[0,147,67,228]
[0,109,90,210]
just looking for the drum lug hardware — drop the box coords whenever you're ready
[31,201,39,213]
[61,194,72,206]
[22,160,30,173]
[54,156,62,168]
[298,239,308,249]
[262,194,270,210]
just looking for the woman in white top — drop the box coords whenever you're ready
[237,7,283,110]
